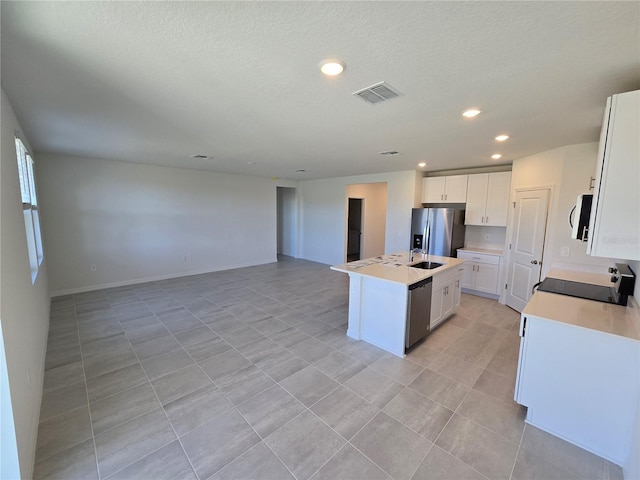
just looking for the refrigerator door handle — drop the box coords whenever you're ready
[425,221,431,255]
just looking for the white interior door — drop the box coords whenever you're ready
[506,189,550,312]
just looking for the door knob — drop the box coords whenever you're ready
[530,260,538,265]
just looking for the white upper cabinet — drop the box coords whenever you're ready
[465,172,511,226]
[587,90,639,261]
[421,175,468,203]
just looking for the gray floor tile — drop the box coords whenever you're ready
[162,315,204,335]
[435,414,519,479]
[211,442,294,480]
[124,322,171,345]
[315,327,358,350]
[81,333,132,360]
[42,361,85,395]
[107,440,197,480]
[45,343,82,371]
[383,388,453,441]
[411,445,486,480]
[370,353,425,386]
[199,349,252,381]
[473,368,517,405]
[151,364,212,405]
[33,438,97,480]
[39,380,87,422]
[344,367,404,408]
[310,443,391,480]
[405,342,441,367]
[313,350,367,383]
[164,384,233,436]
[427,353,485,387]
[289,337,336,363]
[520,425,610,480]
[408,369,469,411]
[265,410,345,480]
[237,336,285,363]
[310,385,379,440]
[279,365,339,407]
[420,322,466,352]
[141,348,194,380]
[36,405,93,463]
[181,409,259,479]
[443,330,498,368]
[183,335,232,363]
[90,382,160,435]
[174,325,217,347]
[220,326,266,348]
[236,384,306,439]
[86,363,147,403]
[268,327,312,348]
[216,365,276,405]
[255,348,309,382]
[339,340,387,365]
[512,446,580,480]
[457,389,525,444]
[251,317,291,336]
[351,411,432,480]
[94,408,176,478]
[78,319,123,343]
[83,349,139,379]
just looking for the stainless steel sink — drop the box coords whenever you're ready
[410,261,443,270]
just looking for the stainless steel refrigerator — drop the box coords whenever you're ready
[410,208,466,257]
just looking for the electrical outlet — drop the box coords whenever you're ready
[560,246,570,257]
[90,264,97,272]
[184,254,192,262]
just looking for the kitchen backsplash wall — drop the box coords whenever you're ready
[464,225,506,251]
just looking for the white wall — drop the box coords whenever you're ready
[1,90,51,479]
[37,154,278,295]
[346,182,387,259]
[299,170,419,265]
[510,143,622,278]
[277,187,297,257]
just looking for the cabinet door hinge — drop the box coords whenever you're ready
[505,283,508,290]
[512,202,516,208]
[522,317,527,337]
[509,243,512,250]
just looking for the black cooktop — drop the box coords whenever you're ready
[536,277,620,305]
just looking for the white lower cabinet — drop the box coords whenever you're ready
[431,266,463,329]
[515,313,639,465]
[457,250,502,296]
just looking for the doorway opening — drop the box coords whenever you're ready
[347,198,363,262]
[276,187,297,259]
[345,182,387,262]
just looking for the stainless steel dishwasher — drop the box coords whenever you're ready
[405,277,433,350]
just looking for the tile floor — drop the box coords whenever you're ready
[35,257,623,480]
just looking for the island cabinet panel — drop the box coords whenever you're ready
[514,313,640,465]
[431,266,463,329]
[587,89,639,261]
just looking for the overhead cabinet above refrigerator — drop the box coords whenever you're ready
[421,175,468,203]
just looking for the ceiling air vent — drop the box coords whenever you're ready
[379,150,399,156]
[353,82,402,105]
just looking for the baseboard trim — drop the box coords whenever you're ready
[50,258,277,297]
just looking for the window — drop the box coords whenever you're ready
[15,137,43,283]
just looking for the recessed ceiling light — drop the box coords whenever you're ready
[247,161,255,165]
[491,154,502,160]
[418,162,427,168]
[495,134,510,142]
[320,59,345,76]
[462,108,482,118]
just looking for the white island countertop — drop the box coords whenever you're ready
[331,252,464,285]
[523,268,640,341]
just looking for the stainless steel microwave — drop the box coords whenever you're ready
[571,194,593,241]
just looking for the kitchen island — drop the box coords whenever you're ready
[514,268,640,467]
[331,252,464,357]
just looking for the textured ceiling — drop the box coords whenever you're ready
[1,1,639,180]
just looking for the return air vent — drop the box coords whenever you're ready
[379,150,399,156]
[353,82,402,105]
